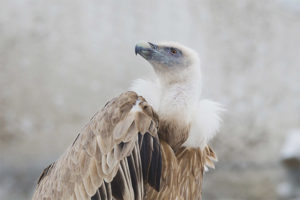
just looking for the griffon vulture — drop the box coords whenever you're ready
[32,41,223,200]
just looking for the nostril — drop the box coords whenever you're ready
[148,42,157,49]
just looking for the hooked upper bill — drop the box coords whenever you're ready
[135,42,158,60]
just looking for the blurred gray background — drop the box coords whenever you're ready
[1,0,300,199]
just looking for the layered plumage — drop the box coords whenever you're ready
[33,93,162,200]
[32,41,223,200]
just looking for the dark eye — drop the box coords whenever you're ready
[170,48,177,54]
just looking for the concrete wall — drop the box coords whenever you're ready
[0,0,299,199]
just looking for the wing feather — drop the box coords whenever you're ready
[32,91,162,200]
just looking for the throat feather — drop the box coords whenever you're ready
[157,84,198,151]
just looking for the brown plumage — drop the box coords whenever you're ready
[145,141,204,200]
[33,41,221,200]
[33,92,161,200]
[32,91,217,200]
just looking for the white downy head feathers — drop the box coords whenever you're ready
[132,41,223,149]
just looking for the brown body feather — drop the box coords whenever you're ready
[144,140,210,200]
[158,119,190,152]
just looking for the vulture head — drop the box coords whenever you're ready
[135,41,201,85]
[134,41,222,151]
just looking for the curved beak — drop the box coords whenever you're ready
[135,42,158,60]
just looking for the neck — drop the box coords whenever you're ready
[155,68,201,151]
[129,64,202,151]
[159,80,199,116]
[157,67,201,122]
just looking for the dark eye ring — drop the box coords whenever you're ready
[170,48,177,54]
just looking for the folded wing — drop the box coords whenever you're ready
[32,91,162,200]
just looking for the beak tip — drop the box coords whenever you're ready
[135,45,139,55]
